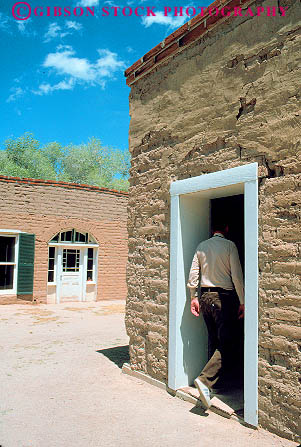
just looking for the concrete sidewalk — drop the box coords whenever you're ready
[0,301,297,447]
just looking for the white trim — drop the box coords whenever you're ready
[49,243,99,248]
[47,245,56,285]
[56,247,63,304]
[169,194,181,388]
[170,163,257,196]
[52,245,98,303]
[93,247,98,299]
[244,179,258,426]
[79,249,84,301]
[0,233,19,295]
[168,163,258,427]
[93,246,98,284]
[82,247,88,301]
[0,229,30,234]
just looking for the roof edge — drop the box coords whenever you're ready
[125,0,257,85]
[0,175,129,196]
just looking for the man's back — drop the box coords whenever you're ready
[188,230,245,401]
[187,233,244,304]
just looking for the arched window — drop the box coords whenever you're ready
[50,229,96,244]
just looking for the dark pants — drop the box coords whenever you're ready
[198,289,243,390]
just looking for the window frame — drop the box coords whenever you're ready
[0,232,19,295]
[49,230,96,245]
[86,247,96,282]
[47,246,56,285]
[62,248,80,273]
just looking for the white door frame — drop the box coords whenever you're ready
[168,163,258,427]
[53,244,98,304]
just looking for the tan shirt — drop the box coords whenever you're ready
[187,233,245,304]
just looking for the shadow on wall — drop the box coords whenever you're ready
[181,298,209,385]
[96,345,130,369]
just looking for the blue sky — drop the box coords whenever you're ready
[1,0,210,151]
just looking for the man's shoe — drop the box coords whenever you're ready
[194,378,211,409]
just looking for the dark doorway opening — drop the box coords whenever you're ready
[209,194,244,417]
[211,194,244,268]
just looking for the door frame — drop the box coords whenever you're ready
[168,163,258,427]
[49,243,99,304]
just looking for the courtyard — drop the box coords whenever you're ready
[0,301,298,447]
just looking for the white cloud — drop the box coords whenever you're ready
[96,49,125,77]
[44,47,94,81]
[141,10,188,29]
[16,18,37,36]
[33,79,75,95]
[44,21,82,42]
[44,23,65,42]
[35,46,125,95]
[77,0,99,6]
[66,21,82,31]
[56,44,73,52]
[6,87,25,103]
[17,18,29,33]
[0,12,11,32]
[17,21,26,33]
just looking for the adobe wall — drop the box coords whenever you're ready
[0,177,128,303]
[125,0,300,441]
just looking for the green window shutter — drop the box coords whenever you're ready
[17,233,35,295]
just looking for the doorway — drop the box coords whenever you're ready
[210,194,245,414]
[47,229,99,304]
[211,195,244,269]
[60,248,83,302]
[168,163,258,427]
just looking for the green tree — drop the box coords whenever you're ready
[1,133,57,180]
[0,133,130,191]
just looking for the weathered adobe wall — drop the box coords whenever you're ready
[125,0,300,441]
[0,177,128,303]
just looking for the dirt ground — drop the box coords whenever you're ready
[0,301,298,447]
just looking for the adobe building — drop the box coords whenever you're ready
[124,0,300,442]
[0,175,128,304]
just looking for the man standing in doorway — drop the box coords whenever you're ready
[187,220,244,409]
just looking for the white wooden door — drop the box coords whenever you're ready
[60,248,82,302]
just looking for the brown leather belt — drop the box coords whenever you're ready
[201,287,229,293]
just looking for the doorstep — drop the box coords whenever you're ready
[122,364,247,425]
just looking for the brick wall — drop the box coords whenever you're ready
[0,176,128,303]
[125,0,300,440]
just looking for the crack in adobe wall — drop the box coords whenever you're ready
[226,43,284,70]
[264,159,284,178]
[131,129,179,157]
[236,97,257,120]
[183,137,227,161]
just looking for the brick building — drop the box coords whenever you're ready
[0,175,128,304]
[124,0,300,441]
